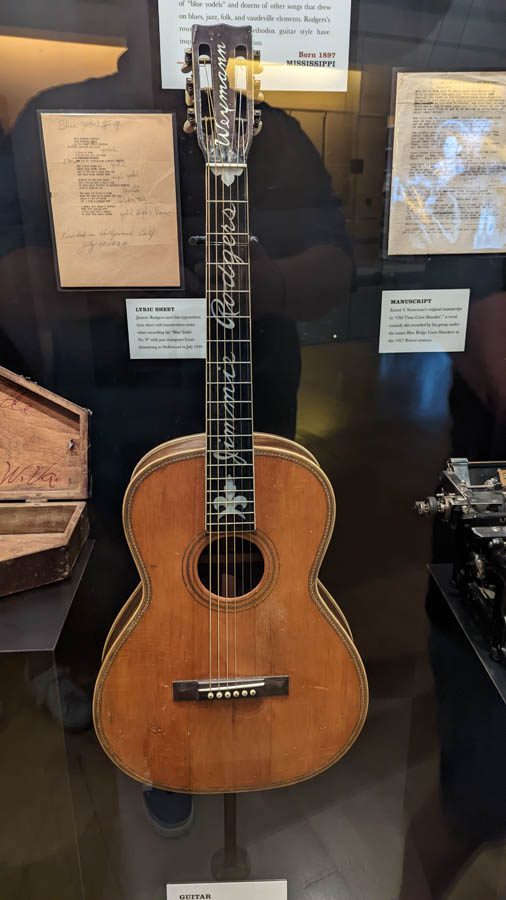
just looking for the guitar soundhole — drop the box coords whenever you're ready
[197,536,265,598]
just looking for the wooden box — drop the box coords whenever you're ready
[0,366,90,597]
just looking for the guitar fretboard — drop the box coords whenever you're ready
[205,165,255,532]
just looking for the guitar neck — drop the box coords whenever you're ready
[205,164,255,532]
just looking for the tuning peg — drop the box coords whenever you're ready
[254,78,264,103]
[253,109,263,136]
[253,49,263,74]
[185,76,194,107]
[181,48,193,74]
[183,107,196,135]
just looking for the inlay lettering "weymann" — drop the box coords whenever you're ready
[215,41,233,148]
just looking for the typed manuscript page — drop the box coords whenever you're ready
[388,71,506,255]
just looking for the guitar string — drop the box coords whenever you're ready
[227,49,238,689]
[243,75,255,676]
[205,61,227,688]
[235,61,242,684]
[230,54,244,684]
[203,71,213,691]
[221,67,229,689]
[204,58,221,689]
[234,53,247,685]
[210,63,222,689]
[204,118,213,688]
[237,63,249,683]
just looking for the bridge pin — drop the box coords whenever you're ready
[207,692,214,700]
[216,691,223,699]
[233,690,240,698]
[241,690,248,697]
[250,689,257,697]
[224,691,231,698]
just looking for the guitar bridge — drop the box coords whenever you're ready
[173,676,289,702]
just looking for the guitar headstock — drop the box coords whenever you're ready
[183,24,263,184]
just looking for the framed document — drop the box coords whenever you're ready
[39,111,183,288]
[387,71,506,256]
[157,0,352,92]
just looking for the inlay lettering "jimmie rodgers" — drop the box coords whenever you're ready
[210,201,249,520]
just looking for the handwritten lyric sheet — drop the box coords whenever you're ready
[388,72,506,255]
[158,0,351,92]
[39,112,182,288]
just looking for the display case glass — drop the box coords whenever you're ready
[0,1,505,898]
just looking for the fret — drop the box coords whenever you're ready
[207,381,252,387]
[206,521,256,526]
[207,342,252,346]
[207,467,254,472]
[207,460,252,468]
[207,508,255,514]
[207,509,255,514]
[206,289,251,295]
[207,504,255,511]
[207,331,252,340]
[208,442,254,450]
[207,360,252,367]
[207,365,252,370]
[208,449,254,455]
[206,460,254,467]
[206,514,255,518]
[207,448,254,455]
[206,199,249,204]
[207,464,254,470]
[206,486,255,492]
[208,410,253,421]
[207,436,254,443]
[207,163,247,170]
[207,369,252,375]
[206,470,254,478]
[206,521,256,529]
[207,441,254,449]
[207,261,249,266]
[207,472,255,478]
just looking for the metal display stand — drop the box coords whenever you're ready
[429,563,506,704]
[211,793,251,881]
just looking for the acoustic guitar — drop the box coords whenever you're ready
[93,23,368,793]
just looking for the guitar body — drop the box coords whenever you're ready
[93,434,368,793]
[100,433,354,662]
